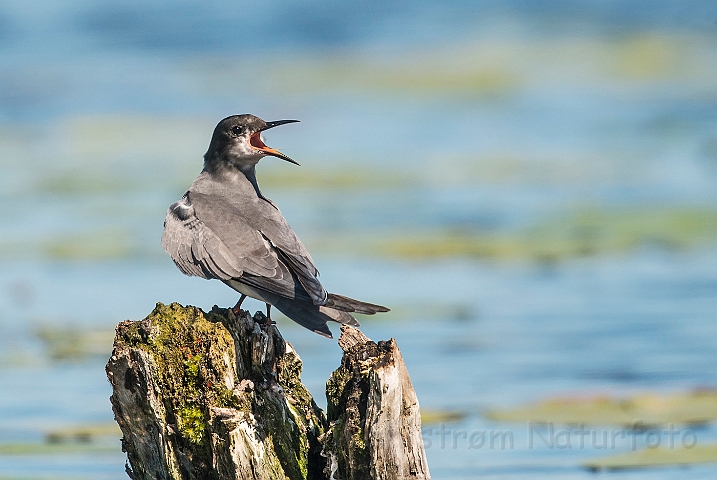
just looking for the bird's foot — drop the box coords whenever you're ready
[264,304,276,325]
[231,294,248,316]
[253,311,271,326]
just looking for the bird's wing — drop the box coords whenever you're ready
[161,193,278,281]
[243,200,328,304]
[190,190,328,305]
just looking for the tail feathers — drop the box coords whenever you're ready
[325,293,390,315]
[271,297,360,339]
[319,306,360,327]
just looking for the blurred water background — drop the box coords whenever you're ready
[2,0,717,478]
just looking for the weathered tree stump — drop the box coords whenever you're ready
[106,302,429,480]
[322,326,430,480]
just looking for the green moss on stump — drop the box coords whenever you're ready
[176,405,206,445]
[109,302,327,480]
[323,339,391,479]
[115,302,236,450]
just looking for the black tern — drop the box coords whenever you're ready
[162,114,389,338]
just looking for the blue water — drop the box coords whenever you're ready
[2,1,717,478]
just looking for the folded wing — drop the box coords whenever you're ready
[189,191,328,305]
[162,192,326,306]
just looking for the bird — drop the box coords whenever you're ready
[161,114,389,338]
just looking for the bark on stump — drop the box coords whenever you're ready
[106,302,430,480]
[322,326,430,480]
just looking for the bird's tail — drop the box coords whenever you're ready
[324,293,390,315]
[271,296,359,339]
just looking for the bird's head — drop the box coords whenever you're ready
[204,114,299,171]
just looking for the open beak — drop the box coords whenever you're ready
[249,119,300,165]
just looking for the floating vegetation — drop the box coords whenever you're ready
[0,422,120,457]
[0,228,139,262]
[0,423,121,458]
[376,208,717,261]
[485,391,717,427]
[290,61,521,99]
[258,166,409,191]
[609,34,684,80]
[352,302,474,324]
[0,442,118,456]
[584,444,717,471]
[267,52,521,99]
[44,423,121,444]
[36,169,136,195]
[41,228,136,261]
[268,32,702,100]
[420,409,467,425]
[5,204,717,263]
[35,325,115,361]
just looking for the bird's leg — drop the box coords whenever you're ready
[263,303,276,325]
[232,294,247,315]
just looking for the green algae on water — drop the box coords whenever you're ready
[584,444,717,471]
[420,409,467,425]
[375,207,717,261]
[35,325,115,361]
[42,228,136,261]
[486,391,717,427]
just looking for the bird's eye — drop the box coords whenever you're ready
[231,125,244,136]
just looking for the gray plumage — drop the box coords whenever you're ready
[162,114,389,338]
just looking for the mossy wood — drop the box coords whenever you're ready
[106,302,326,480]
[106,303,430,480]
[322,326,430,480]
